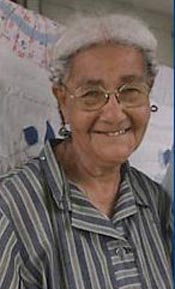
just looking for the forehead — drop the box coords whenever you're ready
[66,44,146,87]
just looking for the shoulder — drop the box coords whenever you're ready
[129,165,163,192]
[128,165,170,201]
[128,165,172,222]
[0,155,57,248]
[0,158,57,286]
[0,158,44,201]
[0,157,49,227]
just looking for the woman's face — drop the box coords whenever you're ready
[55,44,151,167]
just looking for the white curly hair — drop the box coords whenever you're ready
[49,13,158,85]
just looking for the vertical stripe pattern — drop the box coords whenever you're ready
[0,141,173,289]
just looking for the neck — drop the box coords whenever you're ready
[55,140,122,217]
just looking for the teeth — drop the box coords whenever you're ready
[107,129,126,136]
[95,128,130,136]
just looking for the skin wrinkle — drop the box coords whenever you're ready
[64,45,151,91]
[54,44,151,216]
[52,43,155,87]
[64,75,148,91]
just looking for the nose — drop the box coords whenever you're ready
[113,91,121,105]
[101,92,126,120]
[105,89,123,106]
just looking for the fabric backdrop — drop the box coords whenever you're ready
[0,0,173,186]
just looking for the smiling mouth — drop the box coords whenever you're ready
[95,127,131,136]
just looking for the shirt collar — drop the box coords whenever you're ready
[39,140,150,223]
[125,162,151,208]
[39,139,71,211]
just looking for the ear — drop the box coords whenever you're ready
[52,85,66,105]
[52,85,68,121]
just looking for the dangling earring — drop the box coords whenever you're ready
[58,108,72,139]
[58,124,71,138]
[150,104,158,112]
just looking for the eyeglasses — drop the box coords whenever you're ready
[62,82,150,111]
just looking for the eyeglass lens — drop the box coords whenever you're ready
[74,84,149,111]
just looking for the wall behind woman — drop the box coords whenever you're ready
[26,0,173,67]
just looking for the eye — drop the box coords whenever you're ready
[80,89,102,98]
[118,83,149,107]
[121,85,142,95]
[75,89,103,108]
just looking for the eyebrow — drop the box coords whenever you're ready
[120,75,146,83]
[75,75,146,88]
[77,79,104,87]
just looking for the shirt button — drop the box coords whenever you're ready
[115,248,123,258]
[40,156,46,161]
[115,248,120,255]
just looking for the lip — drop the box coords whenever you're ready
[94,127,131,136]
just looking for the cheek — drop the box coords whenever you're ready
[132,107,150,132]
[67,106,98,135]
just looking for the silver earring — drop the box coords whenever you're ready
[58,107,71,139]
[151,104,158,112]
[58,124,71,139]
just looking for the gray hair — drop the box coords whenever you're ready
[49,13,158,85]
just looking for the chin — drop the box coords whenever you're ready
[98,150,133,166]
[101,146,136,164]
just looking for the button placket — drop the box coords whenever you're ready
[115,247,124,259]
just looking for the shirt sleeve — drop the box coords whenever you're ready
[157,185,173,263]
[0,205,21,289]
[0,173,52,289]
[162,149,173,201]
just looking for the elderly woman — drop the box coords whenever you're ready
[0,13,172,289]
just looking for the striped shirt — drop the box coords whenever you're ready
[0,140,173,289]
